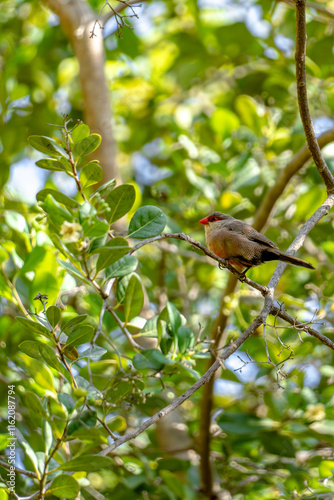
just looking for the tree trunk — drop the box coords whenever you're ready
[43,0,119,184]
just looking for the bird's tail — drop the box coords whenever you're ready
[261,248,315,269]
[276,251,315,270]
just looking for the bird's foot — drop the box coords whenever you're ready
[218,259,228,270]
[238,268,250,282]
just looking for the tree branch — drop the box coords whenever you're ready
[199,128,334,495]
[295,0,334,194]
[254,128,334,231]
[100,313,265,455]
[100,193,334,456]
[130,233,269,296]
[0,460,37,479]
[272,305,334,350]
[105,305,143,350]
[277,0,334,21]
[267,193,334,290]
[101,0,145,27]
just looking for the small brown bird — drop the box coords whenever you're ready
[199,212,315,275]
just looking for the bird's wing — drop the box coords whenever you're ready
[223,220,278,249]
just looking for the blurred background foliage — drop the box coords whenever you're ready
[1,0,334,498]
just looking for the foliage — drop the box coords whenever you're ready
[1,0,334,499]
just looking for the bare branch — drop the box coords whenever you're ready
[272,305,334,350]
[130,232,269,296]
[295,0,334,194]
[100,190,334,456]
[268,193,334,290]
[102,0,144,25]
[0,460,37,479]
[100,313,265,455]
[106,305,143,350]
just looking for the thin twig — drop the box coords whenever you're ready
[263,323,271,363]
[100,191,334,455]
[106,305,142,350]
[268,194,334,290]
[100,313,265,455]
[295,0,334,194]
[0,460,37,479]
[91,0,143,38]
[102,0,144,25]
[130,232,269,296]
[272,305,334,350]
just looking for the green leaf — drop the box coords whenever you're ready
[71,123,90,143]
[105,184,136,224]
[38,344,72,384]
[62,315,88,334]
[133,349,171,370]
[62,345,79,360]
[217,413,271,434]
[159,302,182,335]
[16,429,40,476]
[319,460,334,478]
[67,410,97,435]
[46,306,61,328]
[20,247,46,275]
[124,274,144,323]
[5,211,29,233]
[295,186,325,220]
[77,346,107,359]
[210,108,240,139]
[310,420,334,436]
[40,194,73,225]
[57,260,92,286]
[19,340,43,359]
[58,393,75,411]
[90,178,116,199]
[80,161,103,189]
[55,454,113,472]
[19,354,55,392]
[128,206,167,239]
[235,95,266,136]
[140,316,158,337]
[116,273,132,303]
[43,420,53,454]
[74,134,101,157]
[16,317,53,340]
[47,475,80,499]
[177,327,194,354]
[51,235,78,265]
[0,245,9,264]
[24,391,47,417]
[28,135,67,158]
[36,158,71,172]
[108,416,127,432]
[36,189,79,208]
[107,381,132,404]
[81,218,109,237]
[65,325,95,348]
[95,237,129,272]
[105,255,138,279]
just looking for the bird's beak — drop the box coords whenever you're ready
[199,217,209,225]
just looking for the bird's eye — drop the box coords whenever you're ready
[210,217,217,221]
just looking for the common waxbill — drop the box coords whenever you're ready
[199,212,315,274]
